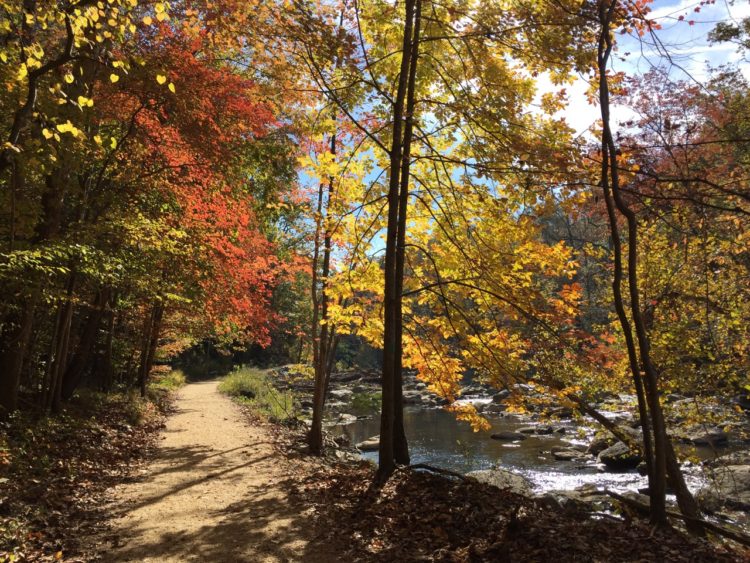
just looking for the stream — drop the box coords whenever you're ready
[331,404,714,494]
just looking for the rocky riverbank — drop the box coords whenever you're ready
[267,365,750,530]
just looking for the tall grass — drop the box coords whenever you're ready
[218,367,297,422]
[150,368,187,391]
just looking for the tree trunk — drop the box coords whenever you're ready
[101,298,116,392]
[392,0,422,467]
[309,132,337,455]
[377,0,416,483]
[138,300,164,397]
[61,289,108,399]
[596,1,700,530]
[0,300,35,416]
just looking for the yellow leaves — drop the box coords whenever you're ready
[446,403,490,432]
[156,74,167,85]
[77,95,94,107]
[56,120,83,138]
[16,63,27,80]
[110,137,117,149]
[42,128,54,139]
[154,2,170,21]
[65,72,75,83]
[109,73,119,83]
[142,15,152,25]
[168,82,176,93]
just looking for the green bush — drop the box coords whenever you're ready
[218,367,297,421]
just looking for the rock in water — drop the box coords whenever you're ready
[681,426,729,447]
[356,436,380,451]
[698,464,750,512]
[598,441,642,470]
[467,469,533,496]
[490,431,527,441]
[553,449,583,462]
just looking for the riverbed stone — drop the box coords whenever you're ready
[336,413,357,425]
[356,436,380,451]
[329,388,353,401]
[679,425,729,447]
[586,435,613,456]
[492,389,511,403]
[490,431,527,441]
[597,441,642,470]
[467,468,533,495]
[402,390,423,405]
[697,464,750,513]
[552,449,584,462]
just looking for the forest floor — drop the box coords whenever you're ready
[3,378,746,562]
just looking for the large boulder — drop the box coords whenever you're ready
[697,464,750,513]
[598,441,642,470]
[679,425,729,447]
[467,468,533,496]
[356,436,380,451]
[492,389,511,403]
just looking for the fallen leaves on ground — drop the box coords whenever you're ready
[0,393,171,562]
[293,461,747,562]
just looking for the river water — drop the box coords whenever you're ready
[333,405,712,494]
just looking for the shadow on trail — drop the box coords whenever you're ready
[111,486,318,562]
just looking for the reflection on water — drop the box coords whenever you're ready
[333,407,708,494]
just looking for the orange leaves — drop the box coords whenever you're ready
[445,403,491,432]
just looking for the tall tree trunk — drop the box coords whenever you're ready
[392,0,422,467]
[377,0,416,483]
[0,299,35,416]
[137,306,155,397]
[597,1,665,525]
[597,1,701,532]
[101,293,116,392]
[138,300,163,397]
[309,132,337,455]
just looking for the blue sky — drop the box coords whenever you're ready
[550,0,750,133]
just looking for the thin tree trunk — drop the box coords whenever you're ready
[309,131,337,455]
[392,0,422,467]
[377,0,416,483]
[596,1,700,531]
[138,301,164,397]
[137,306,155,397]
[597,1,665,524]
[51,297,74,413]
[61,288,107,399]
[101,294,116,392]
[0,299,35,416]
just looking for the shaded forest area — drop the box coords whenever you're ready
[1,0,750,560]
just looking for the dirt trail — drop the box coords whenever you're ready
[107,380,327,562]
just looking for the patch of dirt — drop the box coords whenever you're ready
[100,380,338,562]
